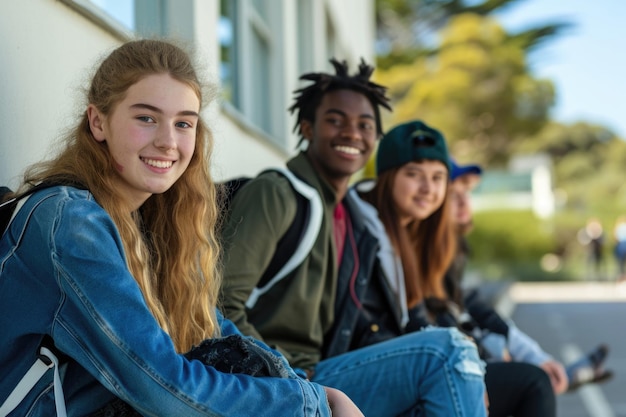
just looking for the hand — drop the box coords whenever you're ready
[484,390,490,416]
[324,387,364,417]
[540,359,568,395]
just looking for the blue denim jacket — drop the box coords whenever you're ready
[0,186,330,417]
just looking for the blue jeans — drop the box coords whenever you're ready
[312,327,487,417]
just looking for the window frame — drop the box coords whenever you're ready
[59,0,135,40]
[221,0,290,149]
[58,0,191,40]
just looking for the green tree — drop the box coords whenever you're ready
[516,121,626,212]
[375,13,555,164]
[375,0,571,69]
[372,1,623,281]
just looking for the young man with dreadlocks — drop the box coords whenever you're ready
[220,59,487,416]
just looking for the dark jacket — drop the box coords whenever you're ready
[323,189,404,358]
[321,187,409,358]
[444,236,509,337]
[445,237,552,365]
[337,190,483,352]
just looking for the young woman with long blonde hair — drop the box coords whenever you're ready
[0,39,359,417]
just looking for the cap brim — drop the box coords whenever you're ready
[451,164,482,181]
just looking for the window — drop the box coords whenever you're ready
[60,0,166,38]
[247,2,272,134]
[220,0,237,106]
[89,0,135,30]
[296,0,314,75]
[219,0,286,146]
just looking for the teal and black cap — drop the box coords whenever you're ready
[376,120,450,176]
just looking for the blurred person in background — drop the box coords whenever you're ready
[612,216,626,281]
[447,158,614,395]
[577,217,606,280]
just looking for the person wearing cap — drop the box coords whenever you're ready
[444,159,482,305]
[221,61,488,416]
[446,159,614,395]
[350,119,563,417]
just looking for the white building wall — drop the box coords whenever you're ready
[0,0,375,188]
[0,0,121,189]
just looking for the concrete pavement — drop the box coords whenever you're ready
[492,281,626,318]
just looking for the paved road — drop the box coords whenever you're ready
[501,282,626,417]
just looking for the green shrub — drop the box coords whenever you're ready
[459,207,623,281]
[469,209,555,261]
[468,209,560,281]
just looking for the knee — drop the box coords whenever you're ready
[449,328,486,378]
[533,366,556,398]
[529,366,557,413]
[421,327,486,379]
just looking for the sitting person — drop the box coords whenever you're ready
[220,59,488,416]
[446,157,613,394]
[0,39,359,417]
[351,120,557,417]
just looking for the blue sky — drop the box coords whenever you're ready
[494,0,626,138]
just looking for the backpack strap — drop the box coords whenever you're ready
[0,343,67,417]
[1,182,84,238]
[1,183,79,416]
[254,169,310,289]
[245,167,323,309]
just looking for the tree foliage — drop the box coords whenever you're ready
[373,1,626,279]
[375,13,555,165]
[516,121,626,212]
[375,0,571,68]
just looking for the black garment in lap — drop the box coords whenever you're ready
[485,361,556,417]
[90,335,290,416]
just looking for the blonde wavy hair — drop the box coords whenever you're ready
[21,39,221,352]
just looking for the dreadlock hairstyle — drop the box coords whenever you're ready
[289,58,391,144]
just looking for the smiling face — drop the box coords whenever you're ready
[392,160,449,226]
[87,73,200,210]
[300,89,377,196]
